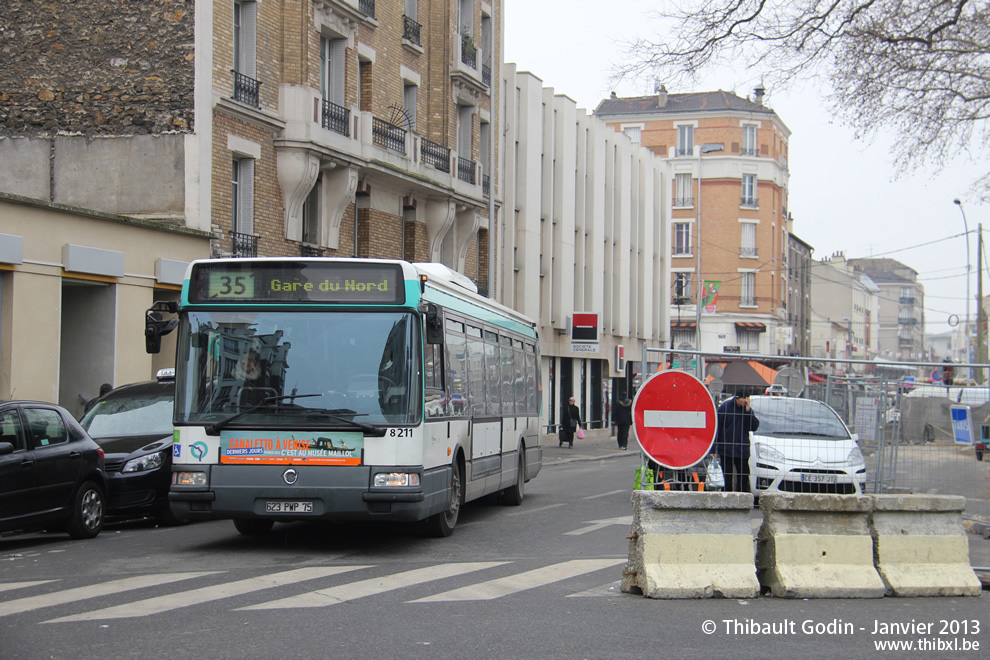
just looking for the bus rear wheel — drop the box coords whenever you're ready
[234,518,274,536]
[424,461,462,538]
[501,452,525,506]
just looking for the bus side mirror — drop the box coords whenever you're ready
[145,302,178,354]
[425,304,444,345]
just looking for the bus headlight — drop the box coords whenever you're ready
[173,471,208,486]
[373,472,421,487]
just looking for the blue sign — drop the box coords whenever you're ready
[950,405,974,445]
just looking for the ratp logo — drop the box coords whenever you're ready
[190,441,208,461]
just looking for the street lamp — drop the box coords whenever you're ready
[954,199,972,378]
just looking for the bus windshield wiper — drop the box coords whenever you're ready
[204,393,322,436]
[304,410,386,437]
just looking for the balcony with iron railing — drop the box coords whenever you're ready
[321,99,350,136]
[372,116,406,155]
[403,15,421,46]
[231,231,258,257]
[673,196,693,207]
[232,70,261,108]
[358,0,375,19]
[483,173,490,197]
[460,35,477,68]
[741,196,758,208]
[740,247,758,258]
[741,146,758,156]
[482,63,491,87]
[300,244,324,257]
[420,138,451,173]
[457,157,476,184]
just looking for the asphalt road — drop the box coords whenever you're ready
[0,448,986,660]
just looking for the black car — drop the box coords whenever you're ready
[0,401,108,539]
[79,369,181,524]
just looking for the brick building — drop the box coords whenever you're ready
[0,0,499,410]
[595,88,793,355]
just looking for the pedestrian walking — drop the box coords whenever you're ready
[612,395,633,450]
[559,396,581,448]
[714,392,760,493]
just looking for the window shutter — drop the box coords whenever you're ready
[330,39,346,104]
[238,159,255,235]
[241,1,258,78]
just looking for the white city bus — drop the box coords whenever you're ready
[146,258,542,537]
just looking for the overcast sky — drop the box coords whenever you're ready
[503,0,986,337]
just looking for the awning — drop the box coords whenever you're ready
[735,322,766,332]
[671,321,697,329]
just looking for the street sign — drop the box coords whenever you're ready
[950,405,974,445]
[632,370,717,469]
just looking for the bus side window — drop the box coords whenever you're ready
[424,343,445,417]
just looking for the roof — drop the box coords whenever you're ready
[594,90,783,125]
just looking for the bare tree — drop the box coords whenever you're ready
[616,0,990,195]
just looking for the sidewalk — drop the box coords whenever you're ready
[542,427,643,466]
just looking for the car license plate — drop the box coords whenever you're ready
[265,501,314,513]
[801,473,838,484]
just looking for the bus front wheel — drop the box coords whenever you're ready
[424,461,462,538]
[501,452,525,506]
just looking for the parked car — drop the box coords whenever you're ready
[0,401,108,539]
[78,369,181,524]
[747,395,867,496]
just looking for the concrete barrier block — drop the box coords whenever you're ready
[871,494,982,597]
[621,490,759,599]
[757,493,885,598]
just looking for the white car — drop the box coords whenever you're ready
[747,396,867,496]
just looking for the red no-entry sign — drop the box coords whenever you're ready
[632,370,717,469]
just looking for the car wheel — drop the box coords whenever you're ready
[66,481,105,539]
[233,518,274,536]
[424,460,462,538]
[501,451,525,506]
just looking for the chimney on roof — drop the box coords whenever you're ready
[610,91,617,99]
[753,84,765,105]
[655,82,668,108]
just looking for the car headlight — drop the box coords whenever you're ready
[754,442,786,464]
[847,446,864,466]
[122,451,165,473]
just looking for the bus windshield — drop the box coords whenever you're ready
[174,310,421,427]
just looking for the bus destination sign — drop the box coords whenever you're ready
[190,262,405,304]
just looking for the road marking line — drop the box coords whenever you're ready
[0,573,218,618]
[239,562,507,610]
[0,581,57,593]
[644,410,707,428]
[410,558,626,602]
[564,516,633,536]
[44,566,364,622]
[502,503,567,518]
[581,489,627,500]
[567,580,622,597]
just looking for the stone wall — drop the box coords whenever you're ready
[0,0,195,136]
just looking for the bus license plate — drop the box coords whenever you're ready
[801,474,838,484]
[265,501,314,513]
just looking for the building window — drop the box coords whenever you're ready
[623,126,641,144]
[740,272,755,306]
[302,176,321,246]
[320,37,346,105]
[233,1,259,106]
[737,328,760,352]
[673,272,692,304]
[674,173,693,206]
[741,173,757,207]
[740,222,757,257]
[742,124,757,156]
[232,159,254,235]
[403,83,418,132]
[673,223,691,255]
[676,124,694,156]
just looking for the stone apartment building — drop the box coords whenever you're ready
[0,0,500,413]
[848,257,926,361]
[595,88,793,356]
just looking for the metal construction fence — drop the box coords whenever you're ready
[635,349,989,526]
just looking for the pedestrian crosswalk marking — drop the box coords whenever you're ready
[44,567,364,623]
[0,572,218,618]
[0,580,56,594]
[409,558,625,602]
[567,580,622,597]
[239,562,507,610]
